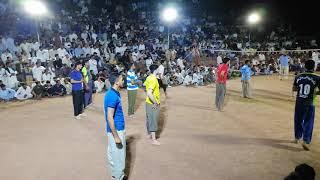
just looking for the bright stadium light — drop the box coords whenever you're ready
[162,7,178,23]
[247,12,261,25]
[23,0,48,16]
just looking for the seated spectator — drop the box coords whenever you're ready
[0,84,16,101]
[15,83,33,100]
[31,81,44,99]
[183,73,193,86]
[43,81,53,97]
[50,79,66,96]
[63,78,72,95]
[94,77,105,93]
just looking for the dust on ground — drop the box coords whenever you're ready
[1,75,320,180]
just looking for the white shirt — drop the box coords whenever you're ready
[94,80,105,93]
[132,52,139,62]
[259,54,266,61]
[89,59,98,75]
[69,33,78,41]
[156,65,165,79]
[145,58,153,69]
[62,56,72,67]
[312,52,319,62]
[138,44,145,51]
[177,58,184,69]
[1,52,12,63]
[15,86,32,100]
[57,48,68,59]
[217,56,222,64]
[42,73,52,82]
[83,47,91,55]
[32,66,46,81]
[91,48,100,56]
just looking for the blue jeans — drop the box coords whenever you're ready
[294,103,315,144]
[107,130,126,180]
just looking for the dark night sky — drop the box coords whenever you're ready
[200,0,318,37]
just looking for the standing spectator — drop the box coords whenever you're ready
[157,60,167,96]
[70,62,85,120]
[144,64,161,145]
[15,83,33,100]
[0,84,16,101]
[82,60,93,108]
[279,52,290,80]
[215,57,230,111]
[32,62,46,82]
[127,63,139,117]
[31,81,43,99]
[292,60,320,151]
[241,60,252,98]
[104,72,126,180]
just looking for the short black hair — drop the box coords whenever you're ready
[222,57,230,64]
[109,72,122,86]
[295,163,315,180]
[0,84,5,88]
[305,60,315,71]
[245,60,250,64]
[149,64,158,73]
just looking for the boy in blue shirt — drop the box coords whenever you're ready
[104,72,126,180]
[292,60,320,151]
[241,60,252,98]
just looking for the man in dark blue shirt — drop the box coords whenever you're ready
[70,62,84,120]
[51,79,66,96]
[104,72,126,180]
[292,60,320,151]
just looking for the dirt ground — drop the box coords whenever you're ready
[1,75,320,180]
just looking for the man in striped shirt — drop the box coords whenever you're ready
[127,63,139,117]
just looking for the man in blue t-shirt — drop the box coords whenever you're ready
[279,52,290,80]
[70,62,84,120]
[241,60,252,98]
[104,72,126,180]
[292,60,320,151]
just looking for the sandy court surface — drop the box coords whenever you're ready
[1,75,320,180]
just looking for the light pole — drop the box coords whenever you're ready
[162,7,178,50]
[247,12,261,47]
[23,0,48,44]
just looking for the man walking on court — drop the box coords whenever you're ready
[104,72,126,179]
[241,60,252,98]
[215,57,230,111]
[70,62,85,120]
[279,52,290,80]
[145,64,161,145]
[127,63,139,117]
[292,60,320,151]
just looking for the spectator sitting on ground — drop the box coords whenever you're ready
[0,84,16,101]
[15,83,33,100]
[31,81,44,100]
[94,77,105,93]
[63,78,72,95]
[43,81,53,97]
[50,79,66,96]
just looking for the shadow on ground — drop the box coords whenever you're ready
[193,134,304,152]
[125,134,140,179]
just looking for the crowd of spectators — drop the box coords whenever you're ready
[0,0,319,102]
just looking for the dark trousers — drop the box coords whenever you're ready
[72,90,84,116]
[294,102,315,144]
[158,79,167,93]
[84,80,93,108]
